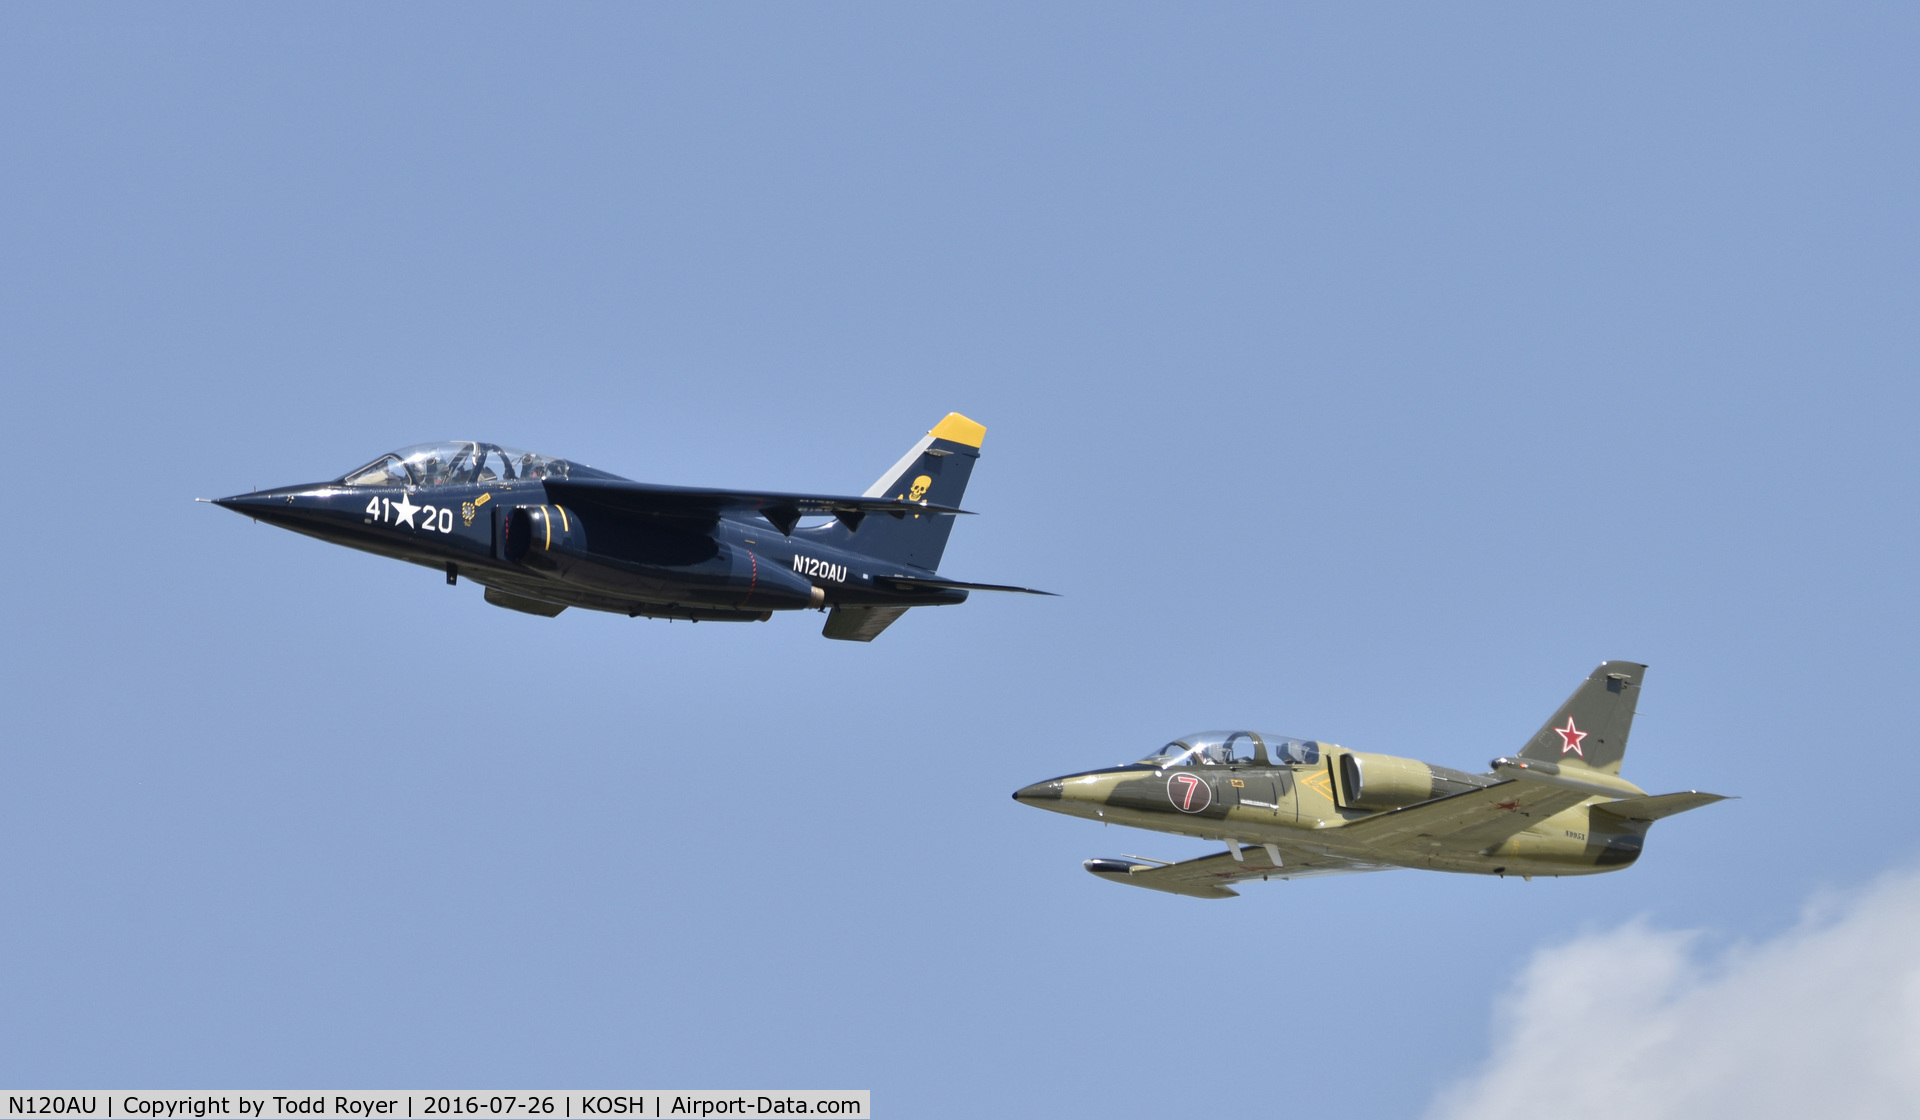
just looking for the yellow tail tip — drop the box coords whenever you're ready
[928,412,986,448]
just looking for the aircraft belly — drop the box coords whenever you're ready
[1224,804,1289,829]
[1096,804,1267,838]
[466,572,629,614]
[1385,808,1633,876]
[466,571,774,621]
[1088,804,1310,847]
[265,517,452,565]
[1076,804,1161,830]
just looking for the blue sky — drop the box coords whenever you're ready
[3,5,1916,1116]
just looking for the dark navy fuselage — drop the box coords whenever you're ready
[211,423,1034,639]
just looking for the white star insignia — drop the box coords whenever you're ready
[390,493,420,528]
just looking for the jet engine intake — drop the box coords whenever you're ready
[504,504,584,565]
[1338,751,1440,809]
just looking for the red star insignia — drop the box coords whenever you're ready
[1493,800,1521,812]
[1553,718,1588,757]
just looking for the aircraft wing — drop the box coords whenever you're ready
[1083,845,1392,899]
[1336,779,1594,853]
[543,478,969,535]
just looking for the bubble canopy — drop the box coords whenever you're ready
[338,442,620,489]
[1140,732,1322,768]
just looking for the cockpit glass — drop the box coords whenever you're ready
[1221,732,1262,763]
[506,448,572,482]
[1138,732,1321,767]
[1144,742,1196,766]
[342,455,408,488]
[339,442,618,488]
[1266,737,1322,765]
[473,447,511,483]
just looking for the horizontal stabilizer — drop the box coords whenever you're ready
[543,478,969,536]
[822,605,909,642]
[1493,756,1646,799]
[1592,791,1729,823]
[873,574,1056,596]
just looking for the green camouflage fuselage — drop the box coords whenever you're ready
[1013,663,1725,898]
[1016,754,1643,879]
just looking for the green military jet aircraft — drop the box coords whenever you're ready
[1013,662,1724,898]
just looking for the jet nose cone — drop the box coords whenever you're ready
[214,489,308,511]
[1012,780,1063,803]
[210,485,337,529]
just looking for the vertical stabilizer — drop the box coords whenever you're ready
[804,413,983,571]
[1517,661,1645,775]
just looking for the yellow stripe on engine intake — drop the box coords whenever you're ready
[928,412,986,448]
[558,506,569,532]
[542,506,552,550]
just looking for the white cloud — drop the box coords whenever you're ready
[1427,869,1920,1120]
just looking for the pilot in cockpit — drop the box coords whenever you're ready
[1146,734,1296,769]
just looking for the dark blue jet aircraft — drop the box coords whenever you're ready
[212,413,1046,641]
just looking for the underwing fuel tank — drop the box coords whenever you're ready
[504,504,823,611]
